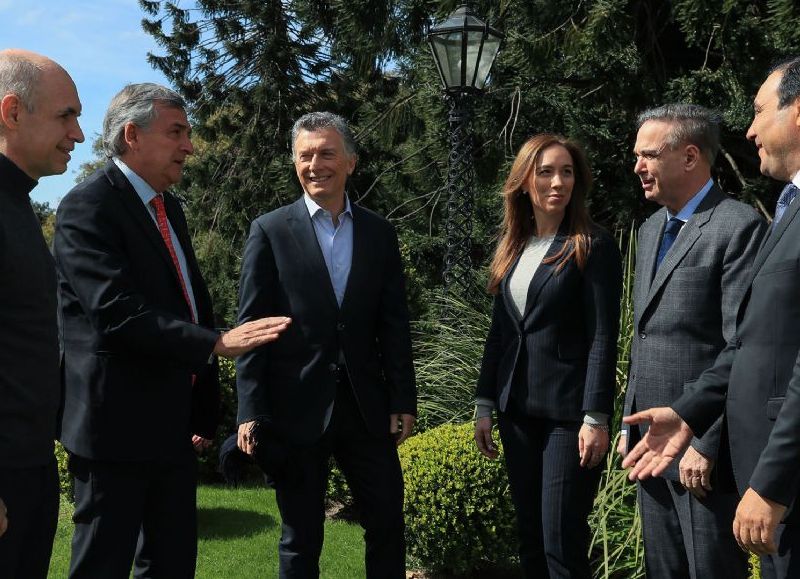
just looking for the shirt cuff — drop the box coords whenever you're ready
[583,412,609,426]
[475,397,495,419]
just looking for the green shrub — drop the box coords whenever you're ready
[399,422,517,574]
[54,441,73,502]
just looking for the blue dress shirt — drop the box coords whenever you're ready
[303,194,353,307]
[667,177,714,224]
[113,158,198,321]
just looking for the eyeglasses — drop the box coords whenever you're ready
[633,142,669,162]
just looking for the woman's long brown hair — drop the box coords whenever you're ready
[487,134,594,295]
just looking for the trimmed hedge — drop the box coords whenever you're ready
[399,422,517,574]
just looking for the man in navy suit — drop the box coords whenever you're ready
[54,83,290,578]
[624,56,800,579]
[236,112,416,578]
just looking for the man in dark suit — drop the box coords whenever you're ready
[0,48,84,579]
[54,83,290,578]
[623,57,800,579]
[236,111,417,578]
[621,104,765,578]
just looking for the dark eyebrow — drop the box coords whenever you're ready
[58,106,81,116]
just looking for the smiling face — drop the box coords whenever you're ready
[293,127,356,211]
[120,103,194,193]
[526,144,574,224]
[746,70,800,182]
[3,65,84,180]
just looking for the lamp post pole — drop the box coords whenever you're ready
[427,4,503,296]
[442,93,475,295]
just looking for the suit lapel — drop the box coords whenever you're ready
[643,187,722,309]
[633,210,663,326]
[286,197,339,311]
[340,203,364,313]
[516,232,567,325]
[106,163,185,289]
[499,251,524,323]
[748,193,800,280]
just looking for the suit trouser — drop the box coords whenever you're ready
[497,409,601,579]
[67,449,198,579]
[638,476,747,579]
[273,373,405,579]
[0,460,59,579]
[760,522,800,579]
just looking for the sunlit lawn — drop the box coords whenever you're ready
[48,484,366,578]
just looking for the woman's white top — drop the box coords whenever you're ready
[508,234,554,316]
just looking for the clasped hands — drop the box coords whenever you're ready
[621,407,786,555]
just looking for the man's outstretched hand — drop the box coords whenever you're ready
[621,407,694,481]
[214,317,291,358]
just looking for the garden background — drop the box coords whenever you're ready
[35,0,800,576]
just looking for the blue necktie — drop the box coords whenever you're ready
[772,183,799,231]
[656,217,685,269]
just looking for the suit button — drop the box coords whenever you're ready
[639,332,646,339]
[337,322,346,331]
[328,363,338,373]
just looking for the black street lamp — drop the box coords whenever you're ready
[428,4,503,295]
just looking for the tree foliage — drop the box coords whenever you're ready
[139,0,800,323]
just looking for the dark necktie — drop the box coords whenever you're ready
[772,183,799,231]
[150,195,196,323]
[656,217,685,269]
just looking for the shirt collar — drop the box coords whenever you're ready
[303,193,352,220]
[791,171,800,189]
[667,177,714,222]
[113,157,160,206]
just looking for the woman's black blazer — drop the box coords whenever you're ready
[476,226,622,421]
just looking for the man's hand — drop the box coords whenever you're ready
[237,420,258,456]
[622,407,694,481]
[616,432,628,458]
[0,497,7,537]
[474,416,499,459]
[579,424,609,468]
[390,414,415,446]
[191,435,212,453]
[733,487,787,555]
[213,317,291,359]
[679,446,714,499]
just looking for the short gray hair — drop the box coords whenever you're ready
[0,54,43,113]
[102,83,186,158]
[636,103,722,165]
[291,112,356,160]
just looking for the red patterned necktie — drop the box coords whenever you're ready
[150,194,196,323]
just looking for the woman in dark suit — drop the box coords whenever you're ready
[474,134,622,578]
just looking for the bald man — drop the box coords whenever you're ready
[0,49,84,578]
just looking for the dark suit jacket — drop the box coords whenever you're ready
[476,226,622,421]
[54,161,221,461]
[674,188,800,509]
[624,186,765,480]
[236,197,416,445]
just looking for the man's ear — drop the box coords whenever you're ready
[122,122,139,151]
[684,144,700,171]
[0,94,22,131]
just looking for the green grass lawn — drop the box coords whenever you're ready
[48,484,366,578]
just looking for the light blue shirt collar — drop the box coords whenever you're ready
[667,178,714,222]
[303,193,352,221]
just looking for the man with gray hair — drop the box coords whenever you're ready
[53,82,290,577]
[236,111,416,577]
[0,48,83,578]
[619,103,765,578]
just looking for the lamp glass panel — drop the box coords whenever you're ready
[475,35,501,89]
[464,30,485,88]
[430,32,464,88]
